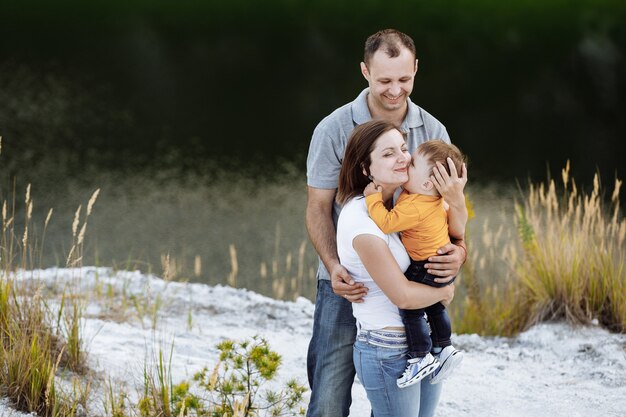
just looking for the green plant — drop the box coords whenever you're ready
[138,344,176,417]
[103,377,131,417]
[169,381,205,416]
[193,336,306,417]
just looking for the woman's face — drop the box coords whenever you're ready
[367,129,411,189]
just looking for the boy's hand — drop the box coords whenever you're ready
[432,158,467,208]
[363,181,381,197]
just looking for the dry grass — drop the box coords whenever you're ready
[454,163,625,335]
[449,190,519,335]
[0,179,95,416]
[507,162,625,333]
[228,232,315,301]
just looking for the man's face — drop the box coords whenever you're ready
[361,48,418,113]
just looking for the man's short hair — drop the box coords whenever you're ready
[363,29,416,67]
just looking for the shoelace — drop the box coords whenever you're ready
[400,358,423,379]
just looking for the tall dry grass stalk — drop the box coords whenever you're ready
[228,244,238,287]
[263,222,313,300]
[66,188,100,269]
[508,162,625,333]
[227,224,314,301]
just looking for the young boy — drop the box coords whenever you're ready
[364,139,467,388]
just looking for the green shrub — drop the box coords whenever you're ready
[193,336,306,417]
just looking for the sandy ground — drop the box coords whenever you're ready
[2,267,625,416]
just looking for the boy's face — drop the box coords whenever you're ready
[404,152,434,195]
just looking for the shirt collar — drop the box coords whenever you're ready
[351,88,424,129]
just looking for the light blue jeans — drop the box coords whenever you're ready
[354,329,443,417]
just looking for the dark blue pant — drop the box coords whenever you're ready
[401,260,455,359]
[306,279,356,417]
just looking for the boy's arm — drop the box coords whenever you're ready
[364,191,420,234]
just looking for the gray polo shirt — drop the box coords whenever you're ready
[306,88,451,281]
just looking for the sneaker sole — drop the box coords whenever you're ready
[430,351,463,384]
[397,360,440,388]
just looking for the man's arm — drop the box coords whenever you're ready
[445,200,468,240]
[427,158,468,282]
[425,240,466,283]
[306,186,368,302]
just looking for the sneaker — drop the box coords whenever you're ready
[429,346,463,384]
[396,353,440,388]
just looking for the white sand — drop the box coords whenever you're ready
[2,267,625,416]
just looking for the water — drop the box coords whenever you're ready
[1,164,519,302]
[2,1,625,300]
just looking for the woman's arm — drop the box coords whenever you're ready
[352,234,454,310]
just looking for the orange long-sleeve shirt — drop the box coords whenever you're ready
[365,190,449,261]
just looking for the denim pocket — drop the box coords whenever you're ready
[380,350,409,379]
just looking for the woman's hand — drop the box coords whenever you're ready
[431,158,467,209]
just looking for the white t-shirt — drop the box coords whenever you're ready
[337,196,411,330]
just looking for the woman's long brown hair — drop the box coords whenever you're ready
[336,120,401,205]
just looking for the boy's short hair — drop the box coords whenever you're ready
[416,140,466,177]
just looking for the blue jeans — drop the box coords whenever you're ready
[353,332,442,417]
[306,279,356,417]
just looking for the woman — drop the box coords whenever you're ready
[336,120,461,417]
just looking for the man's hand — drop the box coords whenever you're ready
[363,181,381,197]
[425,242,465,284]
[330,263,368,303]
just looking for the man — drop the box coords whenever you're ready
[305,29,467,416]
